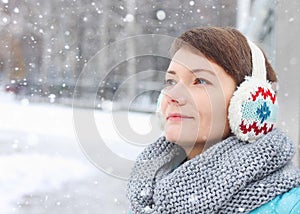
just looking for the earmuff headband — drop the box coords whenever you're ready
[247,39,267,81]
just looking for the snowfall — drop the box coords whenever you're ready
[0,91,162,214]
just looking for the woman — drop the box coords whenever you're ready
[127,27,300,213]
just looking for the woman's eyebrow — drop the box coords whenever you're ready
[166,70,176,75]
[166,69,216,76]
[191,69,216,76]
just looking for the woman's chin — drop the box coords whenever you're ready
[165,133,178,143]
[165,126,181,142]
[165,131,196,145]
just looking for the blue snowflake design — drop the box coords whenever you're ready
[256,102,271,123]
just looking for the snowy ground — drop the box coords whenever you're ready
[0,92,161,213]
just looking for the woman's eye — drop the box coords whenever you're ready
[165,79,176,86]
[194,78,209,85]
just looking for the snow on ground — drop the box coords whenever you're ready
[0,92,161,213]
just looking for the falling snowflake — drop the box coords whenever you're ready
[13,7,20,13]
[189,1,195,6]
[156,10,166,21]
[124,14,134,22]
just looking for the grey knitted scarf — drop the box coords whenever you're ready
[127,129,300,213]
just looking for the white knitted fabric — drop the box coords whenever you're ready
[127,129,300,213]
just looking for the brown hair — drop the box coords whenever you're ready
[170,27,277,85]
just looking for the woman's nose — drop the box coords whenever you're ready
[168,96,186,105]
[163,84,188,106]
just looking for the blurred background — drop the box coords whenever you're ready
[0,0,299,213]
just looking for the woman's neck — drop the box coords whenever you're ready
[186,144,205,160]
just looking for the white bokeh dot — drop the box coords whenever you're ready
[156,10,166,21]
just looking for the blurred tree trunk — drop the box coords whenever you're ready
[125,0,137,105]
[9,37,26,81]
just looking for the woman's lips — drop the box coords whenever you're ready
[166,113,194,121]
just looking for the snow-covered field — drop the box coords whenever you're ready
[0,92,161,213]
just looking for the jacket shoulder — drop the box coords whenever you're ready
[250,187,300,214]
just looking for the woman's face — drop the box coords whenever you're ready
[160,48,236,158]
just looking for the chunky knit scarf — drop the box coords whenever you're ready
[127,129,300,213]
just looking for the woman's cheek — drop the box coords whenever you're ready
[160,95,168,116]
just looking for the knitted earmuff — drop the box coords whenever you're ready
[228,40,278,142]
